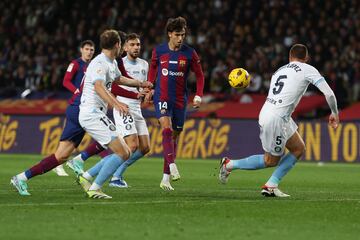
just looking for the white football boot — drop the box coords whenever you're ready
[261,185,290,197]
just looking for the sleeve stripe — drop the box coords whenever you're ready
[313,77,325,86]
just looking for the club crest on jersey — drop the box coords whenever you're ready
[109,125,116,131]
[162,68,168,76]
[141,69,146,75]
[160,108,167,114]
[179,60,186,67]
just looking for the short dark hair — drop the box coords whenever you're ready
[289,44,308,60]
[100,29,120,50]
[166,16,187,33]
[118,31,127,48]
[80,40,95,48]
[126,33,140,42]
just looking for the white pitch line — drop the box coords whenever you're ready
[0,198,359,207]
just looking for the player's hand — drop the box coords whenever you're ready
[140,81,153,89]
[329,113,339,129]
[137,88,150,100]
[144,89,154,103]
[114,101,129,115]
[193,95,202,108]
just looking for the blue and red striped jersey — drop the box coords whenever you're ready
[148,43,204,109]
[63,58,88,106]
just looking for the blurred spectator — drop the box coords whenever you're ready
[0,0,358,110]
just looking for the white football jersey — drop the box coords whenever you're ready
[116,56,149,105]
[261,61,324,119]
[80,53,121,112]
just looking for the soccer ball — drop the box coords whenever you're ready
[228,68,251,89]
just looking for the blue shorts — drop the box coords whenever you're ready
[60,104,85,147]
[154,100,186,132]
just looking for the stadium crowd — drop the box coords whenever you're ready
[0,0,359,108]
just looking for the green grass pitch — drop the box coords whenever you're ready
[0,154,359,240]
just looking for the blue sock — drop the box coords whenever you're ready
[94,154,124,186]
[232,154,265,170]
[113,149,143,179]
[80,151,91,161]
[266,153,297,186]
[87,155,110,177]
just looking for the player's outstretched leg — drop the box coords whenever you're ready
[219,154,266,184]
[11,154,61,196]
[86,154,125,199]
[77,154,112,191]
[261,153,297,197]
[67,142,105,176]
[109,149,143,188]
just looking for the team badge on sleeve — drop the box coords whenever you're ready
[67,63,74,72]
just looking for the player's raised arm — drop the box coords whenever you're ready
[190,50,205,108]
[115,76,153,88]
[63,61,80,94]
[315,79,339,129]
[147,48,158,85]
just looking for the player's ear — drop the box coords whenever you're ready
[167,31,172,39]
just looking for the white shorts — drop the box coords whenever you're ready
[113,104,149,138]
[258,110,298,156]
[79,107,118,148]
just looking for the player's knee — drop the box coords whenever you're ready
[264,154,280,167]
[113,147,131,161]
[265,159,278,167]
[293,144,305,159]
[140,145,150,155]
[128,143,138,153]
[55,152,71,163]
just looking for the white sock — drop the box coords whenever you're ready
[162,174,170,182]
[82,172,93,180]
[89,182,101,191]
[17,172,28,181]
[227,160,234,170]
[111,176,120,181]
[73,154,85,163]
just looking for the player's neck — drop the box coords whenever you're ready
[168,42,181,51]
[81,57,90,63]
[102,49,116,61]
[127,55,137,62]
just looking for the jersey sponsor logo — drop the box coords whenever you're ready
[169,71,184,77]
[161,68,184,77]
[67,63,74,72]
